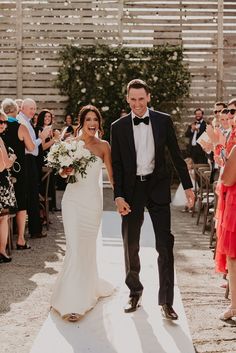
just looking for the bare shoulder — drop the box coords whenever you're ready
[228,145,236,159]
[99,139,111,153]
[19,124,27,132]
[18,124,28,138]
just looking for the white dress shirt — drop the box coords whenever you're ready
[191,119,203,146]
[131,109,155,176]
[17,111,41,156]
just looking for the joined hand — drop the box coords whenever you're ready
[185,189,195,209]
[115,198,131,216]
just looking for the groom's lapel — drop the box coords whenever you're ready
[149,109,159,154]
[124,113,136,159]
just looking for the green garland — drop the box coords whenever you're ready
[56,45,190,140]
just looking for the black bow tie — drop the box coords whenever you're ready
[133,116,149,126]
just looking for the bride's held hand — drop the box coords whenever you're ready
[60,167,74,177]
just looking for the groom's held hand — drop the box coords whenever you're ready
[115,197,131,216]
[185,188,195,209]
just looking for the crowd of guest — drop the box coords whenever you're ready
[0,97,77,263]
[1,96,236,321]
[181,99,236,321]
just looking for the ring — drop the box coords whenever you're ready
[12,161,21,173]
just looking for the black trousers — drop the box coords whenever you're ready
[25,155,42,235]
[121,179,174,305]
[190,145,208,164]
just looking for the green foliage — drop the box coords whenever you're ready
[56,45,190,140]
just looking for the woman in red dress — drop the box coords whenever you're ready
[215,145,236,320]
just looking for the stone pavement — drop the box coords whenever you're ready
[30,211,195,353]
[0,189,235,353]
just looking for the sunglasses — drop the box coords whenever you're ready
[0,120,7,125]
[220,108,236,115]
[214,110,222,114]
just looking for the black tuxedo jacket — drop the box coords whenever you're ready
[111,109,193,205]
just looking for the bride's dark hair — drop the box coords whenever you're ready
[77,105,104,137]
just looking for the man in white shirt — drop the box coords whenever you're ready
[185,108,207,163]
[111,79,195,320]
[18,98,49,238]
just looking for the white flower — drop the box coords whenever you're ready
[81,88,86,93]
[46,139,96,183]
[101,106,109,112]
[47,153,54,163]
[82,147,91,158]
[74,148,83,159]
[77,140,85,148]
[172,52,178,61]
[58,154,72,167]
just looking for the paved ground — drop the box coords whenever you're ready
[0,188,236,353]
[30,211,195,353]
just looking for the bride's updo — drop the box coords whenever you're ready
[77,105,104,137]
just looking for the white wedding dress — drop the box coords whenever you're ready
[50,155,113,318]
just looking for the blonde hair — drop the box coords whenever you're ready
[1,98,18,115]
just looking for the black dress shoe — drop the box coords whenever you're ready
[30,232,47,239]
[124,296,142,313]
[0,253,12,263]
[161,304,178,320]
[16,242,31,250]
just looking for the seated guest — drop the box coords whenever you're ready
[185,108,208,163]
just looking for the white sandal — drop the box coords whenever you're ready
[219,307,236,321]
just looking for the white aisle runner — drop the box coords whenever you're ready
[30,212,195,353]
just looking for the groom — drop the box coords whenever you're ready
[111,79,194,320]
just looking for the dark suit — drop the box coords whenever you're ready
[111,109,192,305]
[185,119,207,163]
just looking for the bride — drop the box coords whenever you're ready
[50,105,114,322]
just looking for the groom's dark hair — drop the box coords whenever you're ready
[127,79,150,95]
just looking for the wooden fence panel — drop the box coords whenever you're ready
[0,0,235,123]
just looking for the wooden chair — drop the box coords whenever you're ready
[193,164,211,222]
[201,170,215,234]
[39,166,52,230]
[209,181,218,247]
[192,163,210,217]
[7,213,15,256]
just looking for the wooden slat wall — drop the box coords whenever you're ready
[0,0,234,122]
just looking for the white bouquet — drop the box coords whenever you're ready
[46,139,97,183]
